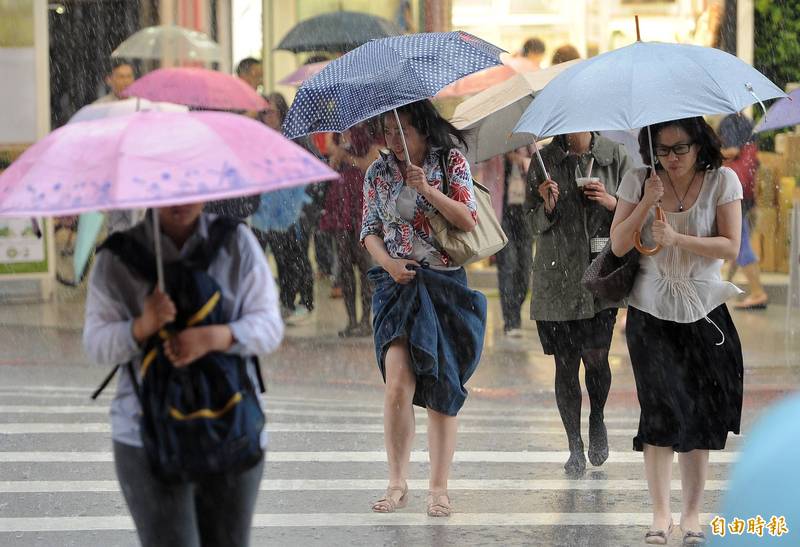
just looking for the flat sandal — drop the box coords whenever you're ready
[426,490,452,517]
[371,484,408,513]
[645,520,674,545]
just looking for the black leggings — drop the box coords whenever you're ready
[553,347,612,451]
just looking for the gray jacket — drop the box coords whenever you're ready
[526,134,631,321]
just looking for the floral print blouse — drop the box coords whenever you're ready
[359,147,477,267]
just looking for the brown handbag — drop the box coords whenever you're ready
[581,168,651,301]
[429,153,508,266]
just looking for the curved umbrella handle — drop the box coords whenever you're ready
[633,204,665,256]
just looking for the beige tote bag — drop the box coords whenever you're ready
[429,154,508,266]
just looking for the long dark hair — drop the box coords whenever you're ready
[380,99,468,152]
[638,117,723,171]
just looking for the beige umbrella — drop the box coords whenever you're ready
[450,59,580,165]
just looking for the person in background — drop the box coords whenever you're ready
[94,59,135,104]
[322,123,382,337]
[236,57,263,92]
[550,44,581,65]
[259,92,316,323]
[496,147,533,337]
[94,59,143,232]
[526,48,631,476]
[520,37,546,69]
[718,114,768,310]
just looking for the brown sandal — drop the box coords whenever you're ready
[371,484,408,513]
[426,490,452,517]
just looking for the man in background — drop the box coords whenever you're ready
[236,57,263,91]
[94,59,135,104]
[520,37,546,69]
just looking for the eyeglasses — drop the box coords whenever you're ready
[654,142,693,157]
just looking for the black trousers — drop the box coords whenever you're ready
[264,227,314,311]
[114,441,264,547]
[496,206,533,330]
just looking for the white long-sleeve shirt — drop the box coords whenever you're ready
[83,213,283,448]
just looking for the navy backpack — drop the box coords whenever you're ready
[92,217,265,482]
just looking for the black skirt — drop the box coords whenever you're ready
[536,308,618,356]
[626,305,743,452]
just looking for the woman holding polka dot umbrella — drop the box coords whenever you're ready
[284,33,503,517]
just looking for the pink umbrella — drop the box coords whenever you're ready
[0,110,337,217]
[0,110,338,291]
[123,67,269,111]
[278,61,330,87]
[435,54,540,99]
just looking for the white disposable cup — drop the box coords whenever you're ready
[576,176,601,188]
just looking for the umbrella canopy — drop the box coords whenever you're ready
[276,11,402,53]
[278,61,330,87]
[450,60,579,163]
[0,111,338,218]
[754,88,800,133]
[435,54,540,99]
[283,31,504,139]
[70,97,188,124]
[112,24,222,63]
[67,99,187,281]
[514,41,786,139]
[124,67,269,111]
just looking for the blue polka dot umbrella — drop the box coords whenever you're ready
[282,31,504,162]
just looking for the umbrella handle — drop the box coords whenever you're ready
[633,204,665,256]
[392,109,413,166]
[152,211,166,293]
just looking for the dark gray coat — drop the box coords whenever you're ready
[526,133,631,321]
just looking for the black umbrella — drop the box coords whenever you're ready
[276,11,403,54]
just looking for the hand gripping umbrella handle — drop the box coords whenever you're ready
[633,204,665,256]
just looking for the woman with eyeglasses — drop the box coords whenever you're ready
[610,117,744,546]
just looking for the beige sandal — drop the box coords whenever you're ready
[371,484,408,513]
[426,490,452,517]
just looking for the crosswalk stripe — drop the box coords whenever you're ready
[0,450,740,463]
[0,478,728,493]
[0,405,641,423]
[0,512,717,532]
[0,422,650,436]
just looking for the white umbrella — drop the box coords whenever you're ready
[450,60,579,164]
[70,98,188,124]
[112,25,222,63]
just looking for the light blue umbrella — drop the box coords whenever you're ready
[73,211,105,282]
[715,393,800,545]
[513,40,785,176]
[250,186,311,233]
[754,88,800,133]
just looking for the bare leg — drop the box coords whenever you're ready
[427,408,457,492]
[372,339,416,512]
[426,408,457,516]
[643,444,675,531]
[679,449,709,534]
[735,263,768,308]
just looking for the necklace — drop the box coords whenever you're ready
[664,170,698,212]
